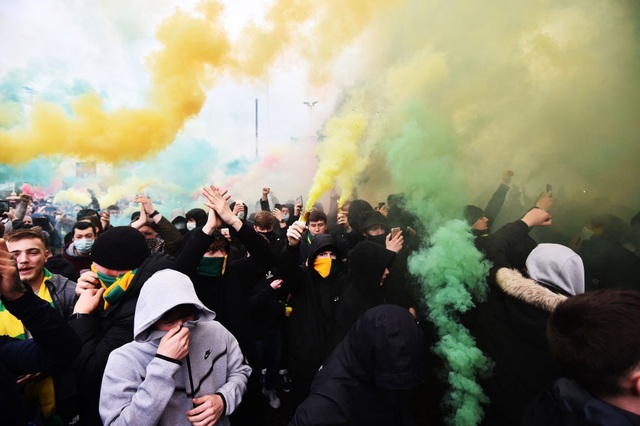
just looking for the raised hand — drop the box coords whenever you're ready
[385,230,404,253]
[202,186,240,230]
[286,221,307,247]
[0,239,27,301]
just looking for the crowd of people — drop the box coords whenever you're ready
[0,175,639,426]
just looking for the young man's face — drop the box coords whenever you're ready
[203,249,226,258]
[73,227,96,241]
[364,225,385,237]
[316,250,337,260]
[139,225,158,239]
[7,238,48,285]
[308,220,326,236]
[154,305,196,331]
[93,262,130,278]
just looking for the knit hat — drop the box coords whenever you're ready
[464,205,484,225]
[91,226,149,270]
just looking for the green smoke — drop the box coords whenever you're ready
[388,105,492,425]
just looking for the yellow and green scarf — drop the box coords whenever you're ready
[91,265,137,310]
[0,269,56,418]
[197,256,227,277]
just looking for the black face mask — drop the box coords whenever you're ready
[367,234,387,247]
[258,230,274,240]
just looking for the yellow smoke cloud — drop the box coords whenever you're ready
[3,0,639,217]
[52,188,93,206]
[304,0,640,211]
[306,103,367,208]
[0,0,230,165]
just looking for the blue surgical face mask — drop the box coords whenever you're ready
[282,214,290,222]
[74,238,94,254]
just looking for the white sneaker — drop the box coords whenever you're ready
[262,388,281,409]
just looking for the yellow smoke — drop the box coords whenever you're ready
[52,188,92,206]
[306,101,367,208]
[0,0,230,165]
[303,0,640,210]
[2,0,640,214]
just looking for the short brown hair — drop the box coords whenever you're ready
[207,232,230,254]
[254,211,275,231]
[5,228,47,246]
[308,210,327,224]
[547,289,640,397]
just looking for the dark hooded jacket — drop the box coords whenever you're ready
[474,220,585,426]
[0,285,82,426]
[280,233,347,369]
[177,222,274,363]
[289,304,426,426]
[334,241,395,345]
[69,253,175,425]
[522,377,640,426]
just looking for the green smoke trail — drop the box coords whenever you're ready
[387,105,492,425]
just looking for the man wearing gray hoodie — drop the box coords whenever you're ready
[99,269,251,426]
[474,207,586,426]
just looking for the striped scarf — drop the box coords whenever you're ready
[0,269,53,338]
[92,265,137,310]
[0,269,57,418]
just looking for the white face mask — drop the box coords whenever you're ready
[186,222,197,231]
[74,238,94,254]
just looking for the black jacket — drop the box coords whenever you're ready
[178,222,275,363]
[334,241,395,345]
[473,220,566,426]
[69,252,175,425]
[523,378,640,426]
[290,305,425,426]
[280,233,347,368]
[0,285,81,426]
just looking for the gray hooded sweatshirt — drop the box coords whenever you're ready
[99,269,251,426]
[526,243,585,296]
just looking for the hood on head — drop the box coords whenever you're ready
[343,304,425,390]
[464,205,484,225]
[133,269,215,342]
[526,243,585,296]
[347,200,374,234]
[308,233,338,262]
[348,241,394,296]
[185,208,208,227]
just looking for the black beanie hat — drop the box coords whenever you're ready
[464,205,485,225]
[91,226,149,270]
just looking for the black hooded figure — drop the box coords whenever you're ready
[290,304,426,426]
[333,240,394,345]
[279,232,347,408]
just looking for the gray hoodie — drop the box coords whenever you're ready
[99,269,251,426]
[526,243,585,296]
